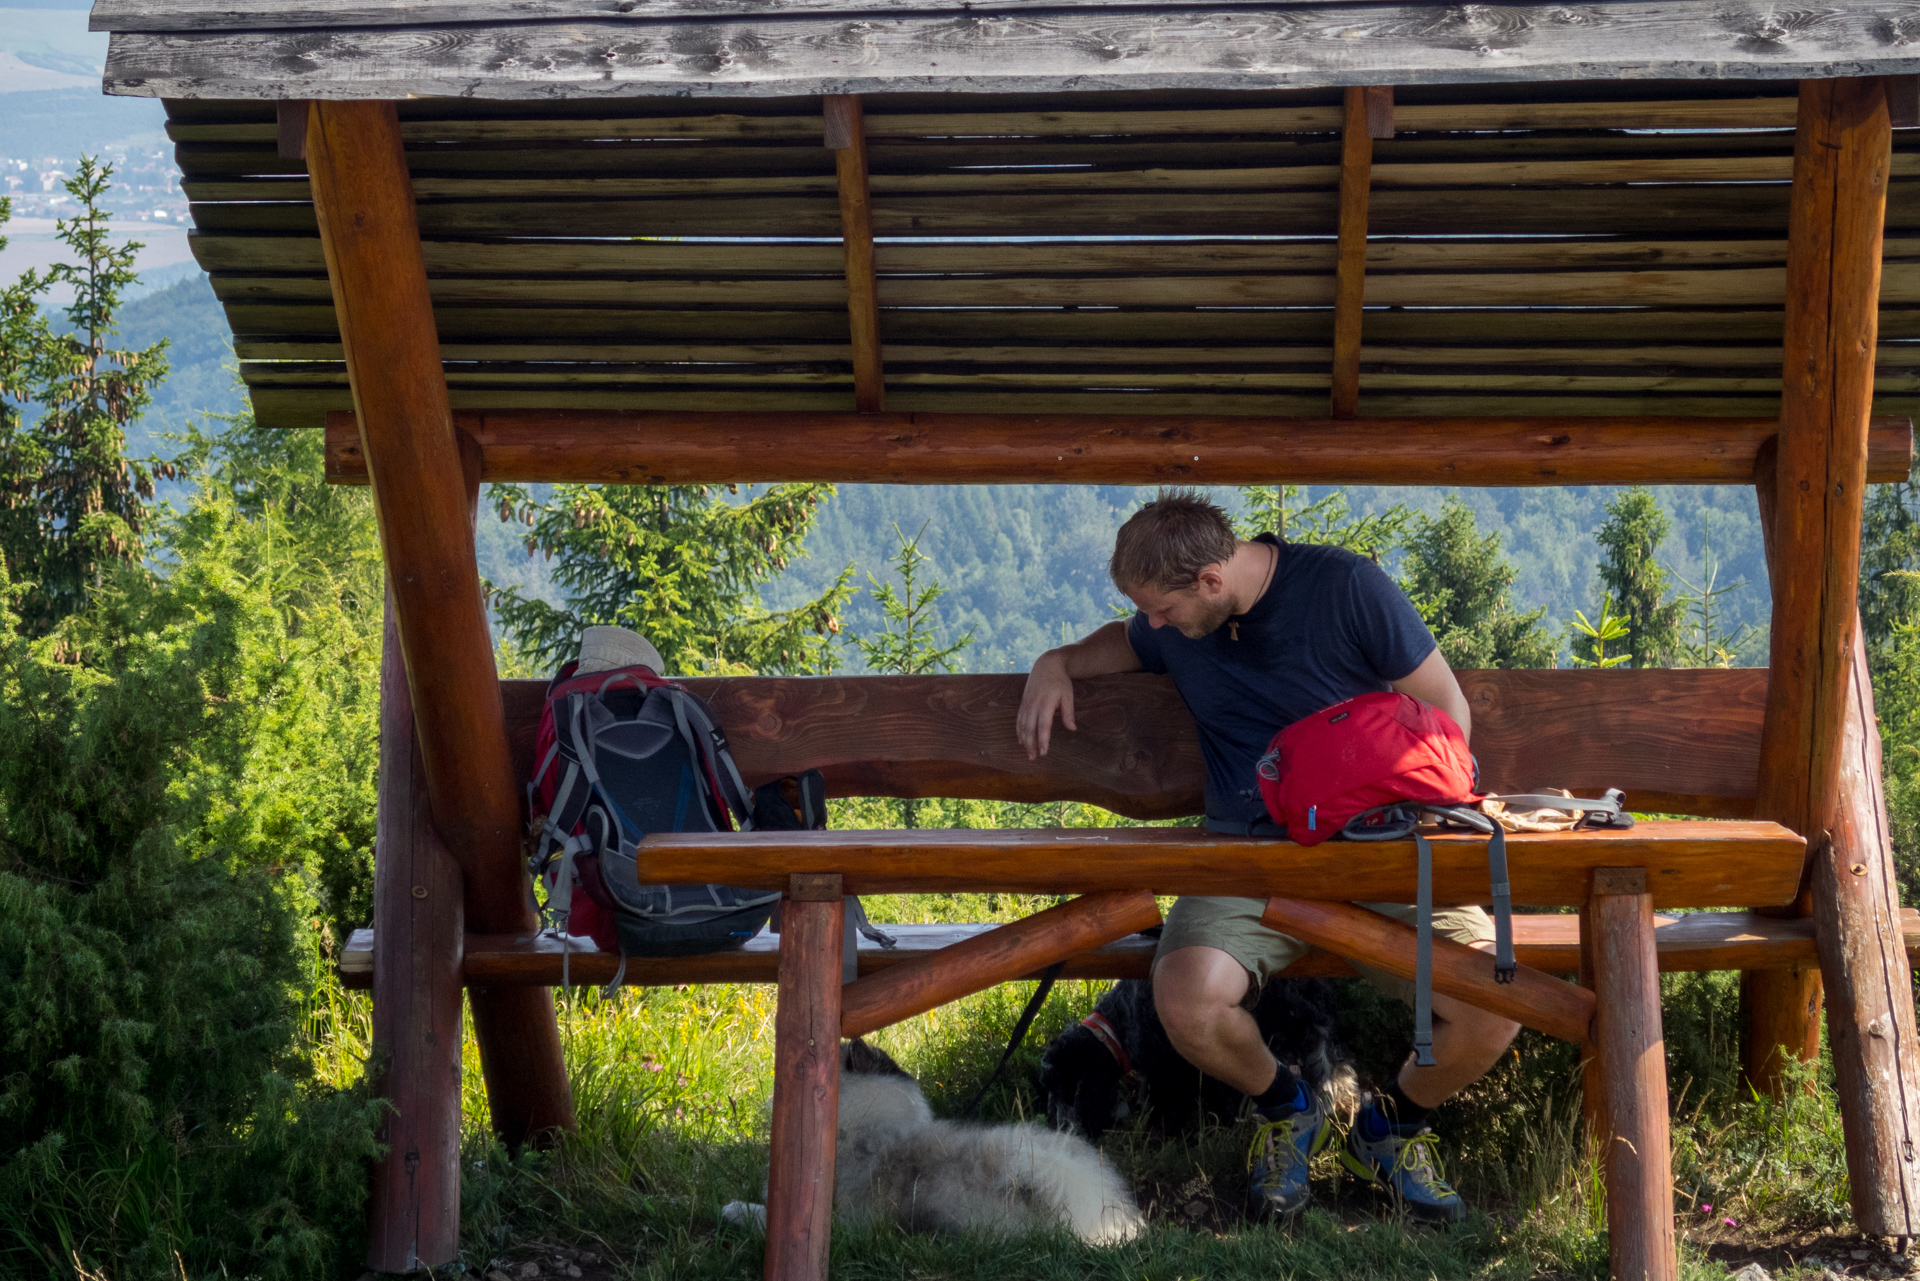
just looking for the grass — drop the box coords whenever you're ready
[299,801,1885,1280]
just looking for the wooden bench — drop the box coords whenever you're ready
[353,663,1856,1278]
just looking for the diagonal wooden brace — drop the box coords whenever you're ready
[1261,896,1595,1045]
[839,890,1162,1039]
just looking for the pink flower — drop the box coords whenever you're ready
[1700,1205,1712,1214]
[1723,1218,1737,1227]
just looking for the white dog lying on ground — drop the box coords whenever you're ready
[723,1040,1145,1245]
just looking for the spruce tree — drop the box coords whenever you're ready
[1587,487,1684,668]
[489,481,856,675]
[0,160,169,634]
[1397,496,1554,669]
[1236,483,1411,560]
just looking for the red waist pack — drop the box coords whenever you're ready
[1256,690,1478,846]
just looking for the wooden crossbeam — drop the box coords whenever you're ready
[838,891,1161,1037]
[627,822,1805,908]
[1261,897,1596,1044]
[825,94,883,413]
[323,409,1914,488]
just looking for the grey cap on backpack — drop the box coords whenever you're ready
[576,625,665,676]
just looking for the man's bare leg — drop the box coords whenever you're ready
[1151,945,1284,1095]
[1153,941,1520,1106]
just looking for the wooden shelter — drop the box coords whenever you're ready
[90,2,1920,1276]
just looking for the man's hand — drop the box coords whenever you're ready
[1015,621,1144,759]
[1018,651,1077,759]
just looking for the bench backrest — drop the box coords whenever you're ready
[502,668,1765,821]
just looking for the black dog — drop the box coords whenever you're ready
[1040,975,1356,1141]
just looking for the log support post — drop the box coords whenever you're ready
[1577,901,1609,1155]
[825,94,883,413]
[840,891,1161,1038]
[306,99,573,1149]
[765,873,845,1281]
[1814,628,1920,1233]
[366,597,464,1272]
[1748,76,1893,1097]
[1590,867,1676,1281]
[1329,85,1383,419]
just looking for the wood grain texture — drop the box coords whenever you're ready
[839,891,1161,1037]
[1591,881,1678,1281]
[319,409,1917,490]
[104,6,1920,100]
[824,94,882,413]
[1761,79,1893,850]
[1260,897,1595,1044]
[1741,965,1824,1097]
[337,909,1920,990]
[1813,626,1920,1236]
[493,669,1771,824]
[1330,85,1369,420]
[307,100,574,1148]
[1577,901,1607,1155]
[366,598,463,1273]
[764,889,841,1281]
[626,822,1806,908]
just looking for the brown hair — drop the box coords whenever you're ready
[1109,488,1238,592]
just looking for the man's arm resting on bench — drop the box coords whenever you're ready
[1019,619,1143,759]
[1390,646,1473,744]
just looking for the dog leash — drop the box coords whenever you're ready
[954,961,1067,1119]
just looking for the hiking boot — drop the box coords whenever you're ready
[1246,1086,1333,1219]
[1339,1101,1467,1224]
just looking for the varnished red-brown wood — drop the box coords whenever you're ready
[765,882,843,1281]
[1591,872,1678,1281]
[366,598,463,1273]
[825,94,883,414]
[1331,85,1372,420]
[1578,901,1608,1157]
[339,909,1920,991]
[629,822,1805,909]
[1741,966,1824,1098]
[499,669,1770,823]
[1744,435,1826,1098]
[839,891,1161,1039]
[1262,897,1594,1044]
[1814,626,1920,1236]
[322,409,1916,489]
[1760,77,1891,868]
[307,99,572,1146]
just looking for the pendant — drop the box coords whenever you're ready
[1229,622,1240,641]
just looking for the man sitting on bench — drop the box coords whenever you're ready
[1015,488,1520,1224]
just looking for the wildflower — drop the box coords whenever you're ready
[1723,1218,1737,1227]
[1700,1205,1712,1213]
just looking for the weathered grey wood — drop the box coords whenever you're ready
[104,5,1920,101]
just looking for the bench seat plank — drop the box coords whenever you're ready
[632,822,1805,908]
[339,909,1920,990]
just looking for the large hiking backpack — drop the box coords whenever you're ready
[1256,690,1628,1064]
[529,661,781,968]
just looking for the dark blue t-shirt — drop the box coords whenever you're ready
[1127,535,1437,827]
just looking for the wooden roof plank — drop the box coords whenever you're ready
[103,5,1920,101]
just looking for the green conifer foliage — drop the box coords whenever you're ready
[1582,487,1684,669]
[490,481,856,675]
[1398,497,1555,670]
[0,419,384,1278]
[850,522,975,678]
[1862,481,1920,667]
[0,161,170,634]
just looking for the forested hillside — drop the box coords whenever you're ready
[125,269,1774,672]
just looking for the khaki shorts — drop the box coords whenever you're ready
[1155,896,1496,1008]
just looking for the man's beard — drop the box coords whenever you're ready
[1177,596,1237,640]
